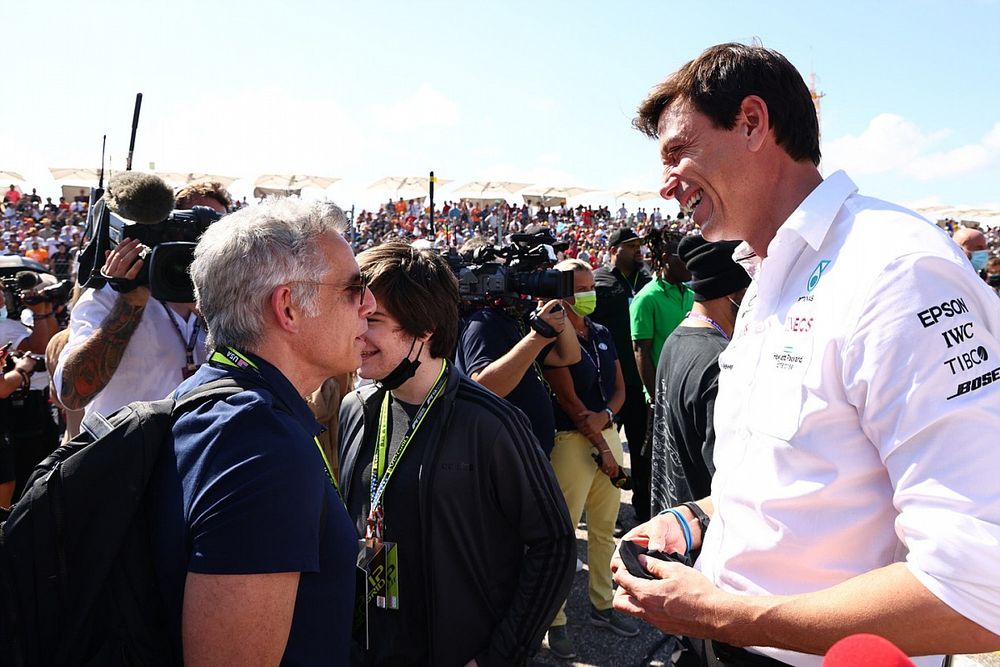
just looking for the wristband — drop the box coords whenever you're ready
[16,369,31,391]
[681,501,711,540]
[663,508,693,555]
[604,407,615,424]
[528,315,559,339]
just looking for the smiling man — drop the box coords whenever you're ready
[613,43,1000,665]
[338,241,575,667]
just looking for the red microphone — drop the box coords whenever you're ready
[823,633,915,666]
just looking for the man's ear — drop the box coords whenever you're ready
[739,95,770,154]
[268,285,300,334]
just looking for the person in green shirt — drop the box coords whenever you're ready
[630,229,693,402]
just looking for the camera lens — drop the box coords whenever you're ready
[148,242,198,302]
[508,269,575,300]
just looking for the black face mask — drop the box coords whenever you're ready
[377,338,424,391]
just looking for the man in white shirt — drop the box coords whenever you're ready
[54,180,230,419]
[612,42,1000,666]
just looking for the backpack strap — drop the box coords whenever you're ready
[80,411,114,440]
[172,376,293,416]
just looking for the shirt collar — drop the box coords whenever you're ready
[219,347,323,435]
[777,170,858,252]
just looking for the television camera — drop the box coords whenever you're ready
[445,232,575,314]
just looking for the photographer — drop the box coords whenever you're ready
[455,233,581,457]
[54,175,228,419]
[1,280,59,507]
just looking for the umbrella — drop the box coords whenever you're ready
[523,185,596,207]
[614,190,661,201]
[0,171,25,183]
[528,185,596,199]
[917,206,1000,229]
[49,167,102,183]
[254,174,339,190]
[368,176,452,196]
[157,172,238,188]
[452,181,532,199]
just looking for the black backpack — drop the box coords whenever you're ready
[0,377,261,667]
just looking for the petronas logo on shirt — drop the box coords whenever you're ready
[807,260,831,292]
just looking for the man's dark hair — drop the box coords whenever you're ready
[634,42,821,166]
[358,242,460,359]
[644,228,685,276]
[175,180,232,210]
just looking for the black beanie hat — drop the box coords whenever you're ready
[677,235,751,302]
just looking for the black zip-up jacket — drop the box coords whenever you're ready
[339,364,575,667]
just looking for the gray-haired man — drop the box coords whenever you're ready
[148,198,376,665]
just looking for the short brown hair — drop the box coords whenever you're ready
[175,180,232,210]
[357,242,460,359]
[634,43,821,166]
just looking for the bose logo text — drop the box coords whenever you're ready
[946,366,1000,400]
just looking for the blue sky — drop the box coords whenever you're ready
[6,0,1000,213]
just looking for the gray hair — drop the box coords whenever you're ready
[191,197,348,352]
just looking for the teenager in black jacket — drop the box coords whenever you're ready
[339,242,575,666]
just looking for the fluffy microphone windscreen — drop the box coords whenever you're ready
[104,172,175,224]
[823,633,915,667]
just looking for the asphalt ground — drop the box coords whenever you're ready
[533,444,681,667]
[531,442,1000,667]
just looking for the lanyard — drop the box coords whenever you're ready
[685,312,731,341]
[369,359,448,527]
[515,316,553,394]
[209,347,340,492]
[576,321,608,404]
[617,268,640,298]
[160,300,201,368]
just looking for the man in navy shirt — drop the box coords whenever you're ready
[149,198,376,665]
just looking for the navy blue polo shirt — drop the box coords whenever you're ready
[456,307,555,456]
[149,350,356,666]
[549,320,619,432]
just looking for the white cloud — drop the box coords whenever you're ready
[904,144,993,181]
[473,162,580,189]
[822,113,948,175]
[141,87,378,177]
[983,121,1000,150]
[823,114,1000,182]
[904,194,945,209]
[368,84,460,132]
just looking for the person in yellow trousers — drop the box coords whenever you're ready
[543,258,639,660]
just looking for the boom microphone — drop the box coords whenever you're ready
[823,634,915,667]
[104,172,175,224]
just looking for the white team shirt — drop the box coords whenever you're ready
[53,285,207,420]
[699,171,1000,666]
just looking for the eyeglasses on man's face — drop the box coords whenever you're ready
[289,275,369,305]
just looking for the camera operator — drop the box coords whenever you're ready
[455,233,581,458]
[0,280,59,507]
[54,176,229,419]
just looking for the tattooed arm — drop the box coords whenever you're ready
[58,288,149,410]
[59,239,152,411]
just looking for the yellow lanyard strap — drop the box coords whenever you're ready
[209,347,340,492]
